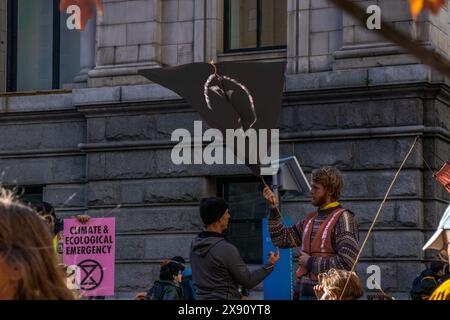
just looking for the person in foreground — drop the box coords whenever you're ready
[314,269,364,300]
[0,188,74,300]
[423,204,450,300]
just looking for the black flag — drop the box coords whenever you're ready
[138,61,286,175]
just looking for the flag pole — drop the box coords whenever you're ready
[338,136,419,300]
[260,175,300,247]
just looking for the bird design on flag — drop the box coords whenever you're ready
[409,0,445,19]
[204,62,257,130]
[59,0,104,30]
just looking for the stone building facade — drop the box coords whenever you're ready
[0,0,449,299]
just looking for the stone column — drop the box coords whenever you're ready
[160,0,196,66]
[73,15,96,88]
[286,0,300,73]
[193,0,206,62]
[333,0,449,72]
[191,0,222,63]
[88,0,163,87]
[205,0,223,63]
[287,0,343,74]
[0,0,6,92]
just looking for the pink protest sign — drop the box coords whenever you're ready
[63,217,115,297]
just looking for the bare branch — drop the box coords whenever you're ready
[329,0,450,79]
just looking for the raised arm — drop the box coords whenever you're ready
[268,208,303,248]
[263,187,303,249]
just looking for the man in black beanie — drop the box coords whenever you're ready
[190,197,279,300]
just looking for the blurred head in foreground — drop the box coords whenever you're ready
[317,269,364,300]
[0,188,74,300]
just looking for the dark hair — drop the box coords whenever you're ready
[33,202,63,235]
[171,256,185,264]
[200,197,228,226]
[33,202,56,218]
[170,256,186,272]
[430,261,445,273]
[160,262,183,281]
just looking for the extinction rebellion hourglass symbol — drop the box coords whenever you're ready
[78,259,104,291]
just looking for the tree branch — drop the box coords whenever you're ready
[328,0,450,79]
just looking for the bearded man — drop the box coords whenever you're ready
[263,166,360,300]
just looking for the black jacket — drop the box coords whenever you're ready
[410,269,440,300]
[190,231,274,300]
[146,280,182,300]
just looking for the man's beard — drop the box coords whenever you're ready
[312,196,327,208]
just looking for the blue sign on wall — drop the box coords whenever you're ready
[262,218,293,300]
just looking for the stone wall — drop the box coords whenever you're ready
[89,0,224,86]
[283,70,450,299]
[160,0,195,66]
[301,0,343,72]
[1,70,449,299]
[0,0,449,300]
[335,0,449,73]
[89,0,164,87]
[79,77,450,299]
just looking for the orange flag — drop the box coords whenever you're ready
[59,0,104,30]
[434,161,450,194]
[409,0,446,19]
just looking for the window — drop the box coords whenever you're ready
[7,0,80,91]
[218,177,271,264]
[224,0,287,52]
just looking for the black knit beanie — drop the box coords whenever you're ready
[200,197,228,226]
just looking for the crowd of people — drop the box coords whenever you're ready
[410,261,450,300]
[0,166,449,300]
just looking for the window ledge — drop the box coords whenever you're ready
[0,89,72,97]
[218,49,287,63]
